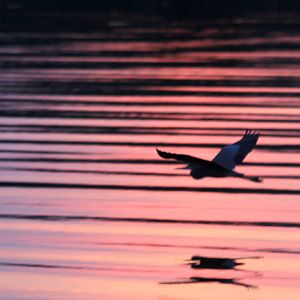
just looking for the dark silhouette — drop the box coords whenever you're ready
[160,276,257,289]
[185,255,261,270]
[157,129,262,182]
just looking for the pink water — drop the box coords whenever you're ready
[0,11,299,300]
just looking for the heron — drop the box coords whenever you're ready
[156,129,262,182]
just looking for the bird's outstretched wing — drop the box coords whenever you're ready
[212,130,260,170]
[156,148,212,168]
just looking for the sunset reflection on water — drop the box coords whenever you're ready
[0,8,300,300]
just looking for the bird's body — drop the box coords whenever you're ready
[156,130,262,182]
[187,256,243,269]
[184,255,261,272]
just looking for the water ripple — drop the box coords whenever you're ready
[0,213,299,228]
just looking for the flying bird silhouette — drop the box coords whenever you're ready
[156,129,262,182]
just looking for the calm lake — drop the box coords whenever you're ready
[0,8,299,300]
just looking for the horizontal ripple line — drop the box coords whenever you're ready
[3,59,300,70]
[0,157,299,167]
[1,110,300,122]
[0,261,155,273]
[0,262,82,270]
[1,125,299,139]
[2,99,300,108]
[0,149,84,155]
[1,127,300,138]
[0,181,299,194]
[2,77,300,87]
[3,167,300,179]
[100,242,300,255]
[0,139,298,151]
[0,213,299,228]
[1,125,300,133]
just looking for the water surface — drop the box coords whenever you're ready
[0,11,299,300]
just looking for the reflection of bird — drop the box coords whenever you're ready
[156,129,262,182]
[185,255,261,270]
[160,276,257,289]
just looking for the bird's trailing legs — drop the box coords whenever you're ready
[230,170,263,183]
